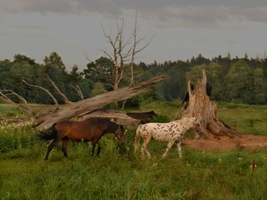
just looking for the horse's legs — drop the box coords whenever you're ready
[162,140,175,159]
[61,138,69,158]
[96,143,101,155]
[176,141,182,158]
[91,144,96,156]
[91,140,99,156]
[141,137,151,158]
[44,139,61,160]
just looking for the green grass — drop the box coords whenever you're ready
[218,102,267,135]
[0,101,267,199]
[1,143,266,200]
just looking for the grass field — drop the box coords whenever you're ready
[0,101,267,200]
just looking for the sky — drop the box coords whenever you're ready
[0,0,267,70]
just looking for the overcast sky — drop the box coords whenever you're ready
[1,0,267,70]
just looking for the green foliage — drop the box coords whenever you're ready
[83,57,113,90]
[253,68,267,104]
[123,96,142,109]
[225,60,253,103]
[89,82,107,97]
[1,53,267,104]
[44,52,66,70]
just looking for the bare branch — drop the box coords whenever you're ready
[129,11,154,85]
[82,51,94,63]
[0,90,33,117]
[46,75,72,104]
[34,75,166,131]
[71,84,84,100]
[22,79,59,106]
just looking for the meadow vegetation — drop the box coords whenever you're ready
[0,101,267,200]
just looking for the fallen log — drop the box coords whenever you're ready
[34,75,165,131]
[78,109,141,129]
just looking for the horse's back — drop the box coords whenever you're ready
[55,119,102,141]
[139,122,175,142]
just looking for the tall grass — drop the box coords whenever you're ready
[1,144,266,199]
[0,101,267,199]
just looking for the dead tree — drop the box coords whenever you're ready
[178,68,239,138]
[34,75,165,131]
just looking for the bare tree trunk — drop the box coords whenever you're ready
[178,69,239,138]
[34,75,165,131]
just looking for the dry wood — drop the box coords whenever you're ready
[22,79,59,106]
[0,90,34,117]
[34,75,165,131]
[46,75,72,104]
[78,109,141,129]
[178,68,239,138]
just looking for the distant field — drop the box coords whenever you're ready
[0,101,267,199]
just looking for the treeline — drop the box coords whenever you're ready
[146,54,267,104]
[0,52,266,105]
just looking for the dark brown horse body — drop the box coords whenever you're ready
[126,111,157,124]
[38,118,125,160]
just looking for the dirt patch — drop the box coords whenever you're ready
[183,134,267,151]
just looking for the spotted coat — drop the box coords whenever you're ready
[134,117,201,159]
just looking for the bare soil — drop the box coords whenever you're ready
[183,134,267,151]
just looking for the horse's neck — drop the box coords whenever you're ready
[104,122,118,134]
[179,120,194,131]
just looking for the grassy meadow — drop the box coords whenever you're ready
[0,101,267,200]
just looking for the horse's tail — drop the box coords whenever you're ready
[134,125,142,152]
[37,123,57,141]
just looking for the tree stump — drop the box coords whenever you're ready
[178,68,239,138]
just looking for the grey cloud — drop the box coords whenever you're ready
[1,0,267,28]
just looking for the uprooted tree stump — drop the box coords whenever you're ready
[177,68,239,138]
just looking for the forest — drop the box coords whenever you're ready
[0,52,267,106]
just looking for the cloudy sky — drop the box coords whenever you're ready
[1,0,267,70]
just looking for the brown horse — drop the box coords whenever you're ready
[38,118,125,160]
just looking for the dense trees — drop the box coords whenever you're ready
[0,53,267,105]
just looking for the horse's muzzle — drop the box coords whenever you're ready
[119,140,126,145]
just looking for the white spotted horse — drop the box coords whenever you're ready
[134,117,202,159]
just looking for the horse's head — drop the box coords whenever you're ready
[115,125,126,144]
